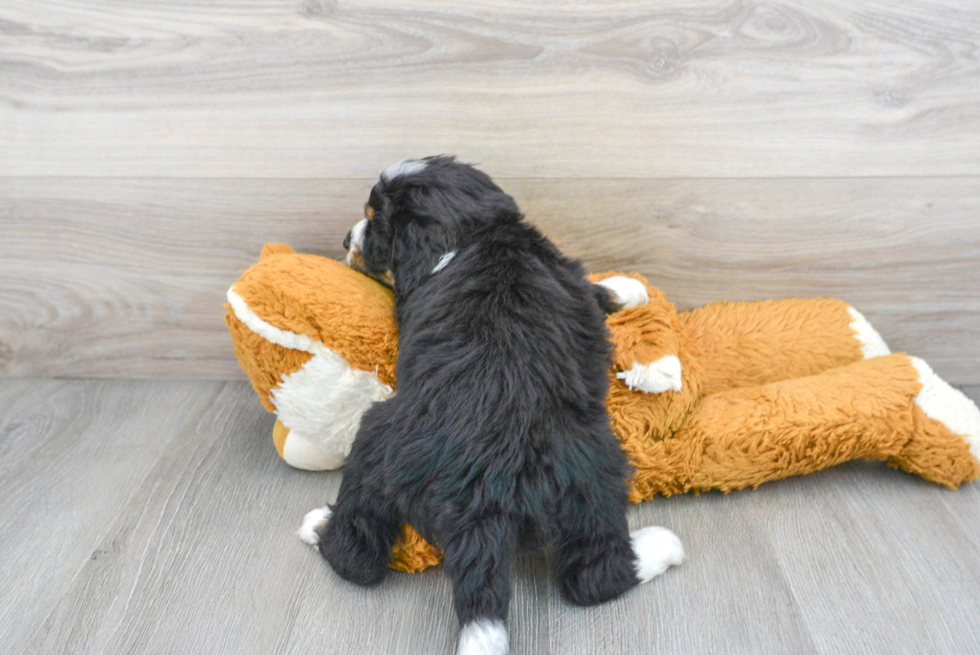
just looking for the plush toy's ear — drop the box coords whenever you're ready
[260,242,296,259]
[226,245,399,470]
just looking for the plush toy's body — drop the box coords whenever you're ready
[226,244,980,572]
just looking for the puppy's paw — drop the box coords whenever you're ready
[297,506,332,546]
[631,526,684,584]
[596,276,649,310]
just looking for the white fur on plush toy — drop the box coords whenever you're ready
[596,276,649,309]
[228,288,393,470]
[617,355,683,394]
[847,307,891,359]
[911,358,980,461]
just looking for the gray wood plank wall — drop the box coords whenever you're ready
[2,0,979,382]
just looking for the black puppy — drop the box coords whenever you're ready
[299,156,682,655]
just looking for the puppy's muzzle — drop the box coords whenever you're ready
[344,218,368,270]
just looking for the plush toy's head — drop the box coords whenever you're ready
[225,243,400,470]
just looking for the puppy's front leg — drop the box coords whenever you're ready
[297,403,401,586]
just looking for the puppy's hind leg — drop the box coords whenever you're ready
[297,405,401,586]
[554,481,683,606]
[316,498,400,586]
[444,516,514,655]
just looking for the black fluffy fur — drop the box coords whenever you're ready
[321,156,639,632]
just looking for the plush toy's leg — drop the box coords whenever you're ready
[887,358,980,488]
[625,354,977,499]
[681,298,890,396]
[273,420,346,471]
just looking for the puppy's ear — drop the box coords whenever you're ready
[391,218,450,298]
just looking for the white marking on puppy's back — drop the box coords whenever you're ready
[458,619,508,655]
[381,158,427,182]
[432,251,457,274]
[847,307,890,358]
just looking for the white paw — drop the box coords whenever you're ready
[458,619,508,655]
[847,307,890,359]
[911,357,980,462]
[597,276,649,309]
[631,526,684,584]
[296,506,332,546]
[617,355,683,393]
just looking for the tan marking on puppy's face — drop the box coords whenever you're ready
[365,204,375,220]
[377,270,395,287]
[347,248,366,271]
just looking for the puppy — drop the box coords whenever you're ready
[300,156,682,655]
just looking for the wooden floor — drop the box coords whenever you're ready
[2,377,979,655]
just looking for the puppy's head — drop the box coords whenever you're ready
[343,155,520,297]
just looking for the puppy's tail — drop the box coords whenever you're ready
[446,516,514,655]
[458,619,508,655]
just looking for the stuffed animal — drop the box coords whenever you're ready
[226,243,980,573]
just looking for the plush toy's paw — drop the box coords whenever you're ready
[297,506,333,546]
[617,355,683,393]
[280,429,347,471]
[847,307,891,359]
[911,358,980,462]
[630,526,684,584]
[596,276,649,310]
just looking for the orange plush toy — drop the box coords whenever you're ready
[226,244,980,573]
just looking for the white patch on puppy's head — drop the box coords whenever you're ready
[381,158,427,182]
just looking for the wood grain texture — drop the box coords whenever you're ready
[2,176,979,382]
[757,463,980,654]
[2,379,978,653]
[0,378,226,653]
[2,0,980,178]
